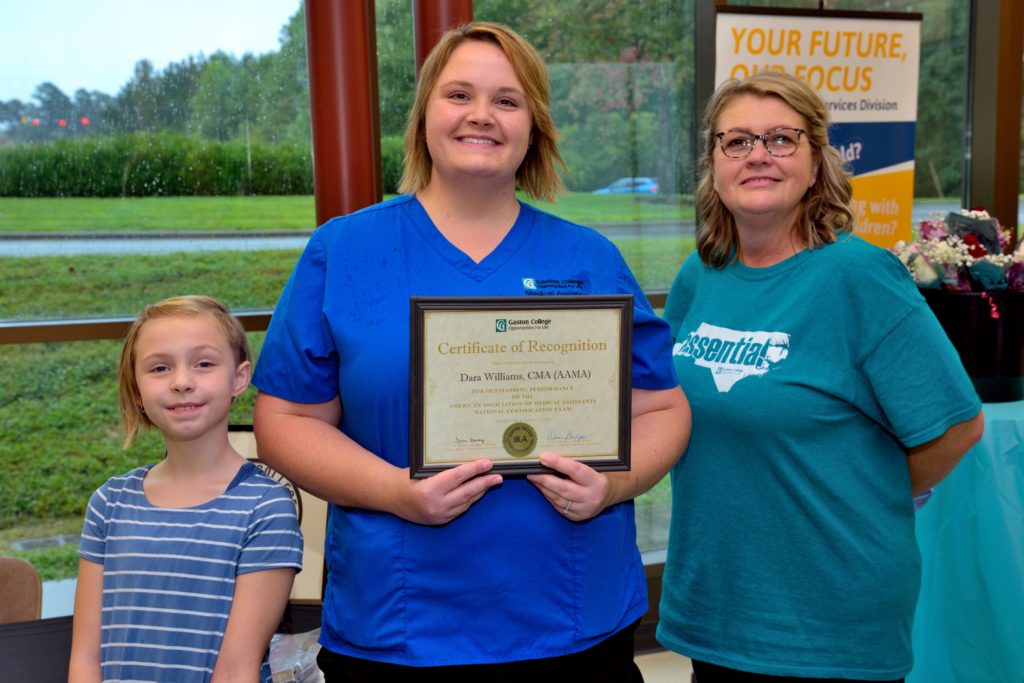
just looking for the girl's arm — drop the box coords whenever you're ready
[254,393,503,525]
[210,568,296,683]
[68,558,103,683]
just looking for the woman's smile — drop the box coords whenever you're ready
[740,174,781,187]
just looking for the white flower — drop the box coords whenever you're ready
[922,236,972,267]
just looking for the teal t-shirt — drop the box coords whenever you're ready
[656,235,980,679]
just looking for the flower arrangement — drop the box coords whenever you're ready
[893,209,1024,292]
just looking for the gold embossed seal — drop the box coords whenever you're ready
[502,422,537,458]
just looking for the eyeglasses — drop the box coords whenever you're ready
[715,127,806,159]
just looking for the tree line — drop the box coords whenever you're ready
[0,0,965,197]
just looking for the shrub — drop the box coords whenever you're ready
[0,133,314,197]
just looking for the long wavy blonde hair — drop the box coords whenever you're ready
[696,71,853,268]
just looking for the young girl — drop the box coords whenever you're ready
[69,295,303,683]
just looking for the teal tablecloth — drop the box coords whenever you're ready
[909,401,1024,683]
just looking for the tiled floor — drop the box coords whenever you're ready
[636,648,693,682]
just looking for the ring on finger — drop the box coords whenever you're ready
[563,499,573,515]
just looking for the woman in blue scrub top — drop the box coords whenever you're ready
[657,70,984,682]
[253,21,690,683]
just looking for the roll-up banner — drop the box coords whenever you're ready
[713,7,922,249]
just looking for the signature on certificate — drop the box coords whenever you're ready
[547,430,589,442]
[454,436,486,445]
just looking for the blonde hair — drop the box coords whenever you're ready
[397,21,567,202]
[696,70,853,268]
[118,295,250,447]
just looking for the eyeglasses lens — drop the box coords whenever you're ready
[720,130,800,158]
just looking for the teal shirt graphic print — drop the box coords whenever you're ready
[672,322,789,392]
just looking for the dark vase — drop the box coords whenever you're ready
[921,289,1024,402]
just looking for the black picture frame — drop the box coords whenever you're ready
[409,295,633,477]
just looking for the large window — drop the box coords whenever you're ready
[0,0,992,619]
[0,1,308,615]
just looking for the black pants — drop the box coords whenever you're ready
[317,620,645,683]
[692,659,904,683]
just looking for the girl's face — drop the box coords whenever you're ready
[133,314,250,445]
[423,39,533,189]
[712,94,819,231]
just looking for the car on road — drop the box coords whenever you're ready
[592,177,659,194]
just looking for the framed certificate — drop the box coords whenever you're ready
[410,295,632,477]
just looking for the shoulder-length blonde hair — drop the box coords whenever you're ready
[117,295,250,447]
[695,70,853,268]
[397,21,567,203]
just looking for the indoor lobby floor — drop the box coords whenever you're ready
[636,648,693,682]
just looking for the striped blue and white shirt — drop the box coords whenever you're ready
[79,462,303,683]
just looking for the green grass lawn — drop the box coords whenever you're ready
[0,196,318,233]
[524,192,695,224]
[0,239,691,321]
[0,193,694,233]
[0,518,86,582]
[2,193,990,234]
[0,250,303,319]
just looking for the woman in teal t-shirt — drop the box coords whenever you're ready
[657,71,984,682]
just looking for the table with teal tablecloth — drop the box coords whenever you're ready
[909,400,1024,683]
